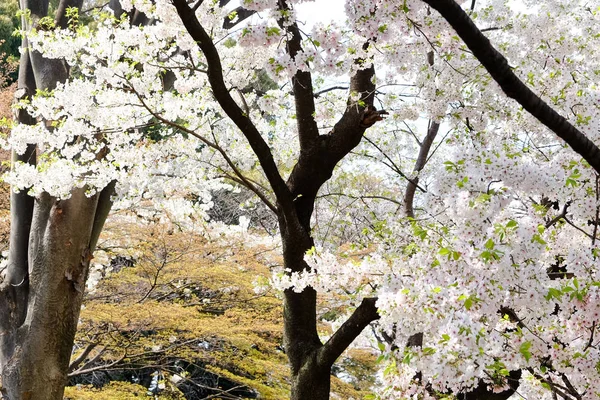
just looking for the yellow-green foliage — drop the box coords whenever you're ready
[70,216,375,399]
[64,381,184,400]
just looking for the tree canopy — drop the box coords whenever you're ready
[1,0,600,399]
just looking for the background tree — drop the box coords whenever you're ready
[0,0,20,84]
[0,0,115,398]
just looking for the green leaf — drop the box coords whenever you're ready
[519,341,532,362]
[265,27,281,37]
[545,287,563,300]
[464,296,473,310]
[422,347,436,355]
[438,247,451,256]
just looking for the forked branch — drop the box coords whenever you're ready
[172,0,294,217]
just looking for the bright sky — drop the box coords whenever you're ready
[294,0,345,25]
[224,0,346,27]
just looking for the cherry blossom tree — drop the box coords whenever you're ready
[0,1,116,398]
[2,0,600,399]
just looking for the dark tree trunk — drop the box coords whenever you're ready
[172,2,385,398]
[289,350,331,400]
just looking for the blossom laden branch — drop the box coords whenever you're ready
[173,0,293,217]
[421,0,600,174]
[129,83,277,213]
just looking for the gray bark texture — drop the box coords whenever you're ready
[0,0,112,398]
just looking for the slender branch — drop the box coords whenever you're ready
[68,342,99,372]
[362,136,426,193]
[405,44,439,218]
[421,0,600,174]
[593,175,599,246]
[545,201,570,229]
[68,348,122,377]
[405,119,440,218]
[560,373,582,400]
[129,82,277,213]
[527,368,573,400]
[82,1,109,13]
[314,86,349,98]
[172,0,295,218]
[403,121,422,145]
[564,217,594,240]
[584,321,595,351]
[317,192,402,206]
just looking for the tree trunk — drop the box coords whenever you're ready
[0,190,106,400]
[280,212,381,400]
[171,3,384,398]
[289,350,331,400]
[280,213,330,399]
[0,0,112,398]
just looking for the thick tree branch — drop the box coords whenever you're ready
[461,369,522,400]
[222,6,257,29]
[278,0,320,151]
[318,297,379,368]
[172,0,295,218]
[21,0,49,19]
[0,48,38,332]
[89,180,116,252]
[327,62,378,161]
[421,0,600,174]
[284,61,382,232]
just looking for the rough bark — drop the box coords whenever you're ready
[0,0,113,398]
[1,191,102,400]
